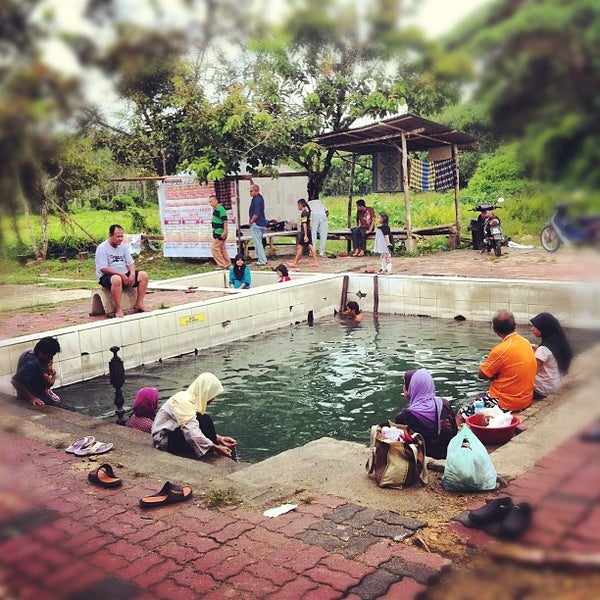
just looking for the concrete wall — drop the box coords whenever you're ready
[1,273,598,398]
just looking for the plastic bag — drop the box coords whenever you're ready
[442,425,497,492]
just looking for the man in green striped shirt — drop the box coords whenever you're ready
[209,195,232,270]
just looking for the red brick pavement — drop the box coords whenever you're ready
[0,430,451,600]
[450,422,600,557]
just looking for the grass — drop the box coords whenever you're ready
[0,187,578,286]
[202,488,241,508]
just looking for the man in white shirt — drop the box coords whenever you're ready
[308,198,329,257]
[95,224,149,317]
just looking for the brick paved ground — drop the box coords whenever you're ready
[3,422,598,600]
[0,431,452,600]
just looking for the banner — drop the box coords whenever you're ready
[157,176,237,258]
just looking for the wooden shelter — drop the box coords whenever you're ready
[313,113,478,250]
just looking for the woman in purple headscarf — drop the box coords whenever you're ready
[126,387,159,433]
[394,369,457,459]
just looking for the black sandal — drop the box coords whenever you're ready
[498,502,533,540]
[88,464,122,488]
[468,497,513,525]
[139,481,193,508]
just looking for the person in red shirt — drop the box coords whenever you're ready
[351,199,375,257]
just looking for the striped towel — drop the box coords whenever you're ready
[409,159,435,191]
[434,159,456,192]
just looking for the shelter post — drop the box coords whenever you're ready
[234,176,243,255]
[452,144,461,247]
[346,154,356,254]
[399,135,414,251]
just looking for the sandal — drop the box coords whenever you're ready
[498,502,533,540]
[468,497,513,525]
[88,464,122,488]
[65,436,95,453]
[139,481,193,508]
[74,441,113,456]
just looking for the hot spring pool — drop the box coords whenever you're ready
[57,314,593,463]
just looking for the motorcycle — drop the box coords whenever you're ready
[468,198,510,257]
[540,203,600,252]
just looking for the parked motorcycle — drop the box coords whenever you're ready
[468,198,510,257]
[540,203,600,252]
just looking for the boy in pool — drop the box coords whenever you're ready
[339,301,364,323]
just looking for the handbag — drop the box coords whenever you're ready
[366,423,428,489]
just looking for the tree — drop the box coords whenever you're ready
[0,0,87,258]
[447,0,600,189]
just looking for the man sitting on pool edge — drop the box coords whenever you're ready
[457,309,536,425]
[95,224,149,317]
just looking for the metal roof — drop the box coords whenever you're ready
[313,112,478,154]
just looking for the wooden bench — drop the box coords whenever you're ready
[328,223,458,250]
[90,287,138,318]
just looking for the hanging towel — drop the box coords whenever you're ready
[434,159,456,192]
[409,159,435,191]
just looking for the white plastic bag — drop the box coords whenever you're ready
[442,425,497,492]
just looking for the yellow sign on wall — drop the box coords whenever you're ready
[179,313,205,326]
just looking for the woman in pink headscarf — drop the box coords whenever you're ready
[126,387,159,433]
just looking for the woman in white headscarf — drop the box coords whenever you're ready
[151,373,237,459]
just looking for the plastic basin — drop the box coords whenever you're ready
[466,414,521,445]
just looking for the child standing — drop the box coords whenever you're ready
[374,211,393,274]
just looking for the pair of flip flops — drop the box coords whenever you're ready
[65,437,113,456]
[139,481,193,508]
[467,497,533,540]
[88,464,122,488]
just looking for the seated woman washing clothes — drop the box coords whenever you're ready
[530,312,573,399]
[126,387,159,433]
[151,373,237,459]
[229,254,251,289]
[394,369,457,459]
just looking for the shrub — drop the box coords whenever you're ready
[106,194,134,211]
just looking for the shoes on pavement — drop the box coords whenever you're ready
[498,502,533,540]
[468,497,513,525]
[139,481,193,508]
[88,463,122,488]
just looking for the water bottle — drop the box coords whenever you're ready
[474,399,485,415]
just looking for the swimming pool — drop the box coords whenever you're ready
[58,314,508,462]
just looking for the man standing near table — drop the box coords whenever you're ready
[248,183,268,266]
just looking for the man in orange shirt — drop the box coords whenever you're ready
[458,310,536,423]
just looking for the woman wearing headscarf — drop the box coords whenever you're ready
[126,387,159,433]
[530,312,573,399]
[394,369,456,459]
[151,373,237,459]
[229,254,251,289]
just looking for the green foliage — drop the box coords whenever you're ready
[449,0,600,189]
[106,194,134,211]
[130,209,147,232]
[466,143,531,198]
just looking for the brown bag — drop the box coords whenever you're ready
[366,424,428,489]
